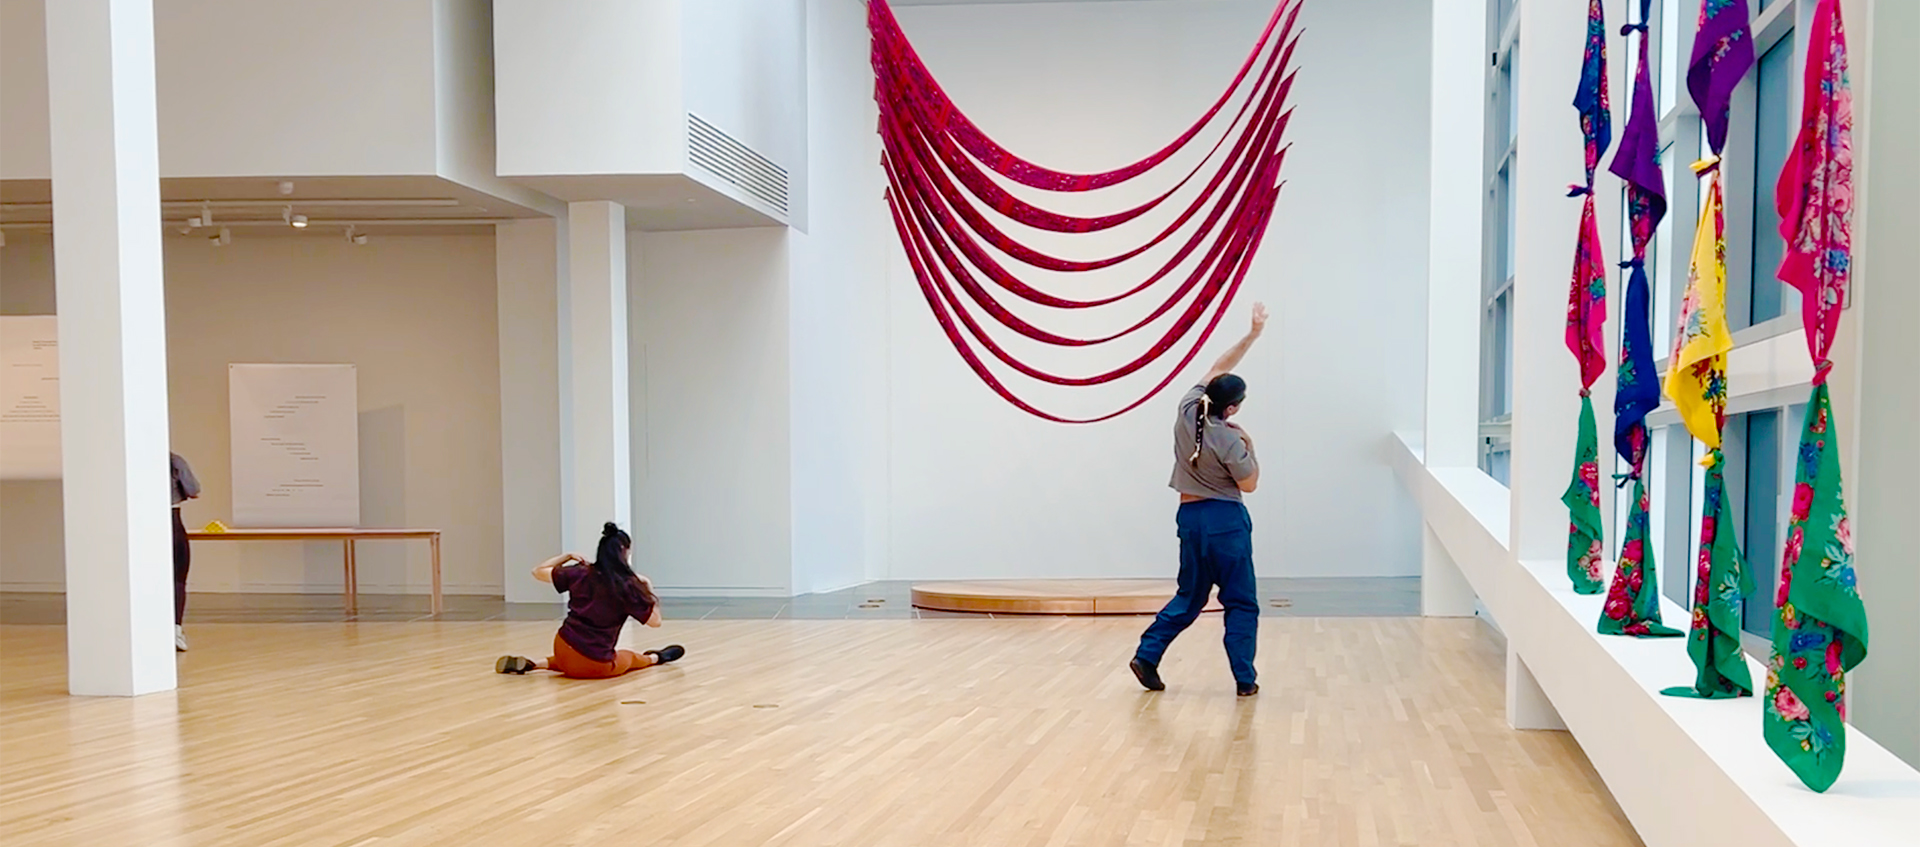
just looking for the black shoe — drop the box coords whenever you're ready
[496,655,535,675]
[1237,682,1260,697]
[648,645,686,665]
[1129,658,1165,691]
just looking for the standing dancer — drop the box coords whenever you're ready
[170,452,200,652]
[496,522,685,679]
[1130,304,1267,696]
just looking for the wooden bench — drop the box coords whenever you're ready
[185,528,442,615]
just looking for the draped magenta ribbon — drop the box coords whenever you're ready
[870,0,1298,421]
[871,17,1299,237]
[870,0,1293,192]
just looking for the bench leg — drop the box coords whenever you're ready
[344,539,358,615]
[430,534,442,616]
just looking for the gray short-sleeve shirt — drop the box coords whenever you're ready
[170,452,200,506]
[1169,385,1257,502]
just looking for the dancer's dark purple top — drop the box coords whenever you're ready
[552,564,654,662]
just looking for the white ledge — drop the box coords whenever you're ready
[1391,433,1920,847]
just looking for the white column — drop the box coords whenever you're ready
[1508,0,1593,565]
[1420,0,1488,617]
[45,0,175,696]
[1424,0,1487,471]
[496,219,566,601]
[563,202,631,549]
[1848,0,1920,768]
[1505,0,1614,717]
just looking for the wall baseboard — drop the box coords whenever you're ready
[652,587,790,599]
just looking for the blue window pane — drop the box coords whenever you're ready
[1751,31,1797,326]
[1506,50,1520,145]
[1482,292,1512,420]
[1659,0,1682,116]
[1743,410,1782,636]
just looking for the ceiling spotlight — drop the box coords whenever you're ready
[353,233,369,245]
[283,205,307,228]
[209,227,231,247]
[188,203,212,229]
[291,214,308,228]
[344,225,368,246]
[0,230,7,248]
[278,180,295,196]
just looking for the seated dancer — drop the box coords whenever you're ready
[496,522,685,679]
[1130,303,1267,697]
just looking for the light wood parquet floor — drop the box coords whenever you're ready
[0,617,1640,847]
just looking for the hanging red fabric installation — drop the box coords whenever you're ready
[870,0,1300,423]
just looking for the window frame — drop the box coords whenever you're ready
[1478,0,1521,482]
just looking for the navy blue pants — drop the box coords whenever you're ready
[1134,499,1258,685]
[172,507,190,625]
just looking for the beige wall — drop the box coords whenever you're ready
[0,231,505,595]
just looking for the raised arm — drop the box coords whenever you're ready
[531,552,582,584]
[634,572,662,627]
[1203,303,1269,383]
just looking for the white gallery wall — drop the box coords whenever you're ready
[0,233,506,595]
[493,0,686,178]
[788,0,892,595]
[2,0,547,213]
[882,0,1432,580]
[3,0,436,180]
[628,229,795,595]
[681,0,809,225]
[4,0,1436,596]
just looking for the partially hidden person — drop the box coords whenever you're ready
[496,522,685,679]
[170,451,200,652]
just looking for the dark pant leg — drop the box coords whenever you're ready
[172,508,189,625]
[1210,505,1259,685]
[1135,508,1214,665]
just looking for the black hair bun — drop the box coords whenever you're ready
[602,522,620,536]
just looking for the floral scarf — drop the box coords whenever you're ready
[1595,0,1689,637]
[1659,168,1754,699]
[1561,0,1609,595]
[1763,0,1869,794]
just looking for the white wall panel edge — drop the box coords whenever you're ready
[1392,434,1920,847]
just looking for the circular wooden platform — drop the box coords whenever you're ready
[910,579,1222,616]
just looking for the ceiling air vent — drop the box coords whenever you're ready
[687,113,790,219]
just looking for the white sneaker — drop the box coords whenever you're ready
[175,625,188,652]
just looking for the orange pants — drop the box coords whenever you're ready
[548,633,653,679]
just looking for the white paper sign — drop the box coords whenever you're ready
[228,364,360,527]
[1,316,61,480]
